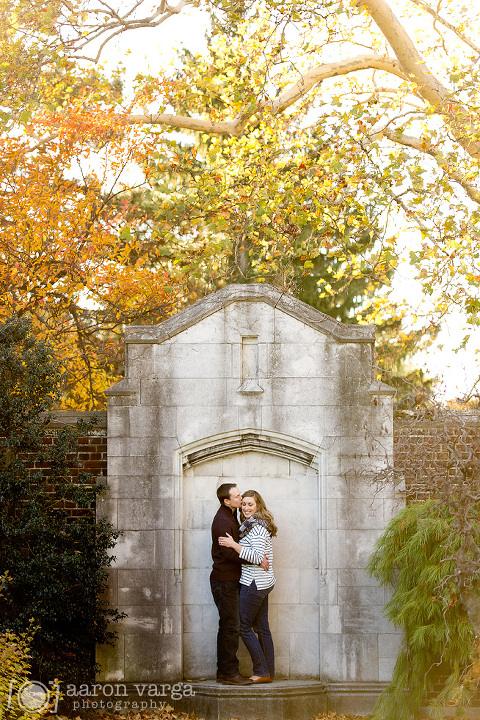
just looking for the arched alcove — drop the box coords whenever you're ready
[173,430,325,680]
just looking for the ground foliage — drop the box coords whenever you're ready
[46,712,364,720]
[0,316,123,685]
[368,500,478,720]
[0,574,53,720]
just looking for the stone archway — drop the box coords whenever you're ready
[100,283,399,700]
[175,430,325,680]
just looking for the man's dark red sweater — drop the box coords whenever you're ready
[210,503,247,582]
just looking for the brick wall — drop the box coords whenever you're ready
[47,410,107,478]
[41,411,107,517]
[44,409,480,510]
[394,409,480,498]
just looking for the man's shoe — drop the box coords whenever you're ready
[251,675,273,683]
[221,673,253,685]
[216,673,227,682]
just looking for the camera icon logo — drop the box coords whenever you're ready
[8,680,60,713]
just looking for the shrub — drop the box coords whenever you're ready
[0,574,52,720]
[0,316,123,686]
[368,499,480,719]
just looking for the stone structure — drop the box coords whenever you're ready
[98,283,401,717]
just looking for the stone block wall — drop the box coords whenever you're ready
[98,283,402,686]
[46,403,480,693]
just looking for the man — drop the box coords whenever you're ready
[210,482,268,686]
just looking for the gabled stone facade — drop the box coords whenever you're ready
[98,283,400,692]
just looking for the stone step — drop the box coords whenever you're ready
[175,680,385,720]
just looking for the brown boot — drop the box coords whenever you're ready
[221,673,254,685]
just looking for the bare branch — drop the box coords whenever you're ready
[126,112,243,136]
[269,54,407,114]
[375,128,480,205]
[28,134,59,153]
[164,0,185,14]
[409,0,480,57]
[384,189,430,233]
[68,0,189,61]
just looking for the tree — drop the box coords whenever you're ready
[0,112,188,407]
[123,0,480,339]
[0,15,191,407]
[2,0,478,403]
[125,33,397,296]
[119,19,438,385]
[0,0,201,409]
[368,397,480,718]
[0,316,123,685]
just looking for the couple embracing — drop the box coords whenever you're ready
[210,483,277,686]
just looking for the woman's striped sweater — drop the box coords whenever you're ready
[238,524,275,589]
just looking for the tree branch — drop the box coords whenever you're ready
[359,0,449,104]
[385,189,430,233]
[126,112,244,136]
[268,54,407,114]
[409,0,480,57]
[69,0,189,61]
[375,128,480,205]
[127,54,408,135]
[359,0,480,159]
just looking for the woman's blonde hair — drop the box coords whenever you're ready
[241,490,277,537]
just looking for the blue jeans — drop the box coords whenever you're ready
[239,580,275,678]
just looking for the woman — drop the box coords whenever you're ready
[218,489,277,684]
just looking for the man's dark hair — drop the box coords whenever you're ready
[217,483,237,505]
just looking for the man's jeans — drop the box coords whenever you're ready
[210,580,240,677]
[239,580,274,678]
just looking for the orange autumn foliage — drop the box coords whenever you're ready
[0,101,185,409]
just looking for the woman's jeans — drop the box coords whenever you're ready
[239,580,275,678]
